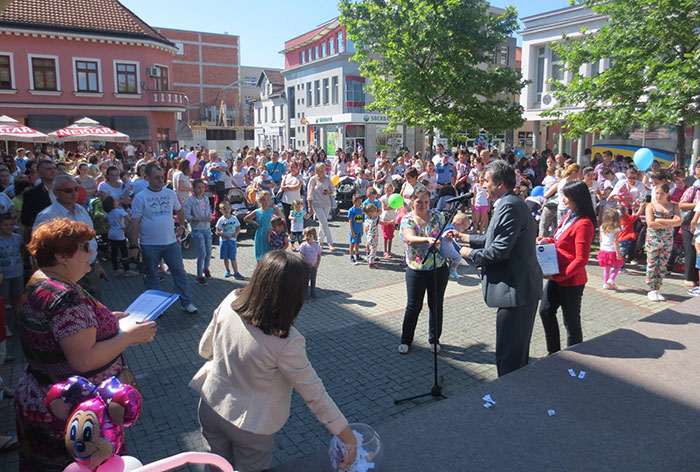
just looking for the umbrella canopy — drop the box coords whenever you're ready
[48,117,130,142]
[0,115,48,142]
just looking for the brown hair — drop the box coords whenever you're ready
[231,250,308,338]
[28,218,95,267]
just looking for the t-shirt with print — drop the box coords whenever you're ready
[131,187,180,246]
[290,209,306,233]
[299,241,322,266]
[348,206,364,236]
[216,215,241,239]
[107,208,128,241]
[98,181,127,201]
[0,233,23,278]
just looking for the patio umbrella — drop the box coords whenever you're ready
[48,117,130,142]
[0,115,48,153]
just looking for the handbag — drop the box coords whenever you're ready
[275,172,286,204]
[681,186,699,229]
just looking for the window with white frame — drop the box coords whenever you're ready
[331,76,339,104]
[0,54,13,89]
[301,50,305,64]
[329,38,335,55]
[535,46,545,103]
[590,60,600,76]
[115,62,138,94]
[31,56,58,90]
[321,43,327,57]
[175,43,184,55]
[314,45,319,60]
[257,108,261,123]
[74,59,100,92]
[499,46,509,66]
[550,50,564,84]
[272,105,276,122]
[244,76,257,86]
[314,80,320,106]
[306,82,312,106]
[323,78,329,105]
[264,107,268,123]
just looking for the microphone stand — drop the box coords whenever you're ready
[394,195,468,404]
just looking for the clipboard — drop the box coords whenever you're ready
[119,290,179,331]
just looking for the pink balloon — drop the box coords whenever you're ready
[131,452,234,472]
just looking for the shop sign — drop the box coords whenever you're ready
[363,114,390,123]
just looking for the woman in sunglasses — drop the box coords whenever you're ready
[14,218,157,471]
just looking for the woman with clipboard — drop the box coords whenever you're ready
[536,181,596,355]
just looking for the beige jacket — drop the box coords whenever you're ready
[189,291,348,435]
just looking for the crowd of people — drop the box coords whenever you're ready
[0,140,699,471]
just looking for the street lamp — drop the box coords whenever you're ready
[183,94,190,126]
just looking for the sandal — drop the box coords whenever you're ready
[0,435,18,453]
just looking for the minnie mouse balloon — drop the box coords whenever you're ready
[633,148,654,171]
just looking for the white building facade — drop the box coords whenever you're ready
[281,18,418,160]
[252,69,286,150]
[520,5,699,166]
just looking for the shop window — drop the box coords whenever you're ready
[157,128,170,142]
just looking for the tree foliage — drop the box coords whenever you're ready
[339,0,525,139]
[544,0,700,161]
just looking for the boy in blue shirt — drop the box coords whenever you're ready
[348,194,364,265]
[362,187,381,210]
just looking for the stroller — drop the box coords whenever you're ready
[335,176,357,212]
[226,187,256,238]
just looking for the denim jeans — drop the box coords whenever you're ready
[140,242,193,306]
[192,229,212,277]
[618,239,632,268]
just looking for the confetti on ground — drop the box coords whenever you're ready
[547,410,556,416]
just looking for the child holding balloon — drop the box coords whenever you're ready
[380,183,398,257]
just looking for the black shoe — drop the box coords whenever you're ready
[195,276,208,286]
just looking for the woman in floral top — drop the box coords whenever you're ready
[398,188,449,354]
[15,218,157,472]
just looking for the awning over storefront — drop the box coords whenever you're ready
[26,115,70,133]
[113,115,151,141]
[176,119,193,141]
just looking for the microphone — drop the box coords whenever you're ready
[445,192,474,204]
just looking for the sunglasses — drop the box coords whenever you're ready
[79,241,91,252]
[57,187,79,193]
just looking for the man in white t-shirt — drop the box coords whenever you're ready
[123,143,136,160]
[129,163,197,313]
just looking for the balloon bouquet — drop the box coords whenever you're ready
[46,376,234,472]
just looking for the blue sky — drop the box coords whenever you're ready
[121,0,572,68]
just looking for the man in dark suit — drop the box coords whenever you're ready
[20,159,57,241]
[458,160,543,376]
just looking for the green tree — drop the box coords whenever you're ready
[544,0,700,168]
[339,0,525,147]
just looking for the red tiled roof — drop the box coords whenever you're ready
[0,0,173,46]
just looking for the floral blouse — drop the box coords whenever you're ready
[400,210,446,270]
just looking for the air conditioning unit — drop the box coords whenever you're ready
[148,67,161,77]
[541,93,558,109]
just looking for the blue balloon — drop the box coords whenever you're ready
[633,148,654,171]
[515,149,525,158]
[531,185,544,197]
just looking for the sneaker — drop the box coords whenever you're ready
[398,344,410,354]
[224,270,232,278]
[656,292,666,301]
[356,254,364,262]
[603,283,611,290]
[114,269,124,276]
[350,256,357,265]
[233,272,245,280]
[688,287,700,296]
[123,270,139,278]
[369,263,376,268]
[203,269,212,278]
[450,268,459,279]
[195,276,207,286]
[183,303,198,314]
[647,290,659,301]
[430,343,441,353]
[608,282,617,290]
[383,252,390,258]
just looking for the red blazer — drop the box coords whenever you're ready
[543,215,595,286]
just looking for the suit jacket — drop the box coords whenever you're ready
[544,215,595,286]
[20,184,52,229]
[468,190,543,308]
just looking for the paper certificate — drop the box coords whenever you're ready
[536,243,560,276]
[119,290,179,331]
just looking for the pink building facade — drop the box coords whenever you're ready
[0,0,186,152]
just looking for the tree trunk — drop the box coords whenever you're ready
[428,132,434,155]
[676,121,686,172]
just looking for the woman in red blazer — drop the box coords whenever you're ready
[537,180,596,354]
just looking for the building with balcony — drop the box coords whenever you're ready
[519,5,699,164]
[252,69,286,150]
[0,0,186,151]
[281,18,419,158]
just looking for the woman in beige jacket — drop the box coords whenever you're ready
[190,250,356,471]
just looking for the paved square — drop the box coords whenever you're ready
[0,216,691,470]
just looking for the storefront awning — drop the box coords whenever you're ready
[26,115,70,133]
[113,115,151,141]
